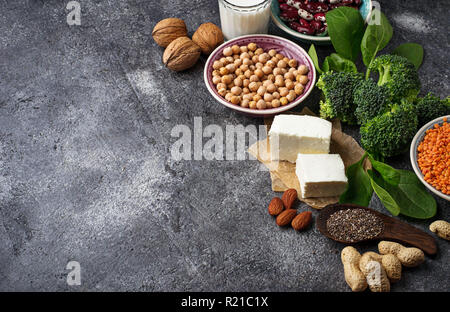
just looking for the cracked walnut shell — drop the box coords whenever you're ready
[163,37,201,71]
[152,18,187,48]
[192,22,224,55]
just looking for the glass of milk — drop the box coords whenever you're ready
[218,0,272,40]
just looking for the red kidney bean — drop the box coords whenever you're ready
[286,0,302,10]
[318,24,328,35]
[310,20,322,31]
[314,12,326,22]
[289,21,315,35]
[298,8,314,20]
[280,10,299,22]
[305,2,329,13]
[354,0,362,5]
[329,0,341,3]
[329,3,346,9]
[279,3,292,11]
[278,0,287,3]
[342,0,354,4]
[299,18,311,28]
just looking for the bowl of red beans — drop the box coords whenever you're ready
[271,0,372,44]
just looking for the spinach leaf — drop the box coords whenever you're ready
[361,9,393,73]
[367,170,401,216]
[339,153,373,206]
[323,53,358,73]
[308,44,323,74]
[326,7,365,62]
[393,43,424,69]
[368,154,400,186]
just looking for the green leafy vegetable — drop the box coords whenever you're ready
[308,44,323,74]
[361,9,393,77]
[393,43,424,69]
[326,7,365,62]
[368,154,400,186]
[367,170,400,216]
[322,53,357,73]
[339,153,373,206]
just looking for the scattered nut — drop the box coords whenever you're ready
[268,197,284,216]
[341,246,368,292]
[152,18,187,48]
[429,220,450,240]
[192,22,224,55]
[291,211,312,231]
[163,37,201,71]
[378,241,424,267]
[276,209,297,227]
[281,189,298,210]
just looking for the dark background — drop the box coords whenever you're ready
[0,0,448,291]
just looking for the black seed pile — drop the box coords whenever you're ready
[326,209,384,242]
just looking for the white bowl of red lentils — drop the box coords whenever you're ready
[410,116,450,201]
[204,34,316,117]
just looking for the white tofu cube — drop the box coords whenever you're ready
[269,115,332,163]
[296,154,348,198]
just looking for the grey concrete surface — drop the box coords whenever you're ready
[0,0,448,292]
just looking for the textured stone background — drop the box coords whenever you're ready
[0,0,448,291]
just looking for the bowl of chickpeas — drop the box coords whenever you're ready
[204,34,316,117]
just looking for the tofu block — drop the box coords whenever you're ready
[296,154,348,198]
[268,115,332,163]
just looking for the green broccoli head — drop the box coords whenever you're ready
[368,54,421,103]
[413,93,450,126]
[316,71,364,124]
[360,103,418,158]
[353,78,391,125]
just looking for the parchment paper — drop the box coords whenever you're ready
[248,107,370,209]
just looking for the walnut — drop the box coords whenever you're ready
[192,23,224,55]
[163,37,201,71]
[152,18,187,48]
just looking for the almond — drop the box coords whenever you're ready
[291,211,312,231]
[268,197,284,216]
[276,209,297,227]
[282,189,298,210]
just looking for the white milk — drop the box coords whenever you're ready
[218,0,271,40]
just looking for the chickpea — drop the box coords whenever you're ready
[285,79,294,90]
[280,97,288,106]
[220,57,228,65]
[257,86,267,96]
[238,74,245,81]
[242,87,250,94]
[218,88,227,97]
[298,64,309,75]
[243,58,252,66]
[230,95,240,105]
[279,87,289,97]
[264,93,273,102]
[262,66,272,75]
[213,60,223,70]
[286,90,296,102]
[275,75,285,87]
[288,59,298,68]
[277,60,287,69]
[243,93,253,101]
[272,91,280,99]
[256,99,266,109]
[294,83,304,95]
[266,60,276,69]
[227,83,234,89]
[268,49,277,57]
[249,100,257,109]
[221,75,232,84]
[235,68,243,76]
[276,53,284,60]
[225,63,236,73]
[289,67,296,73]
[212,69,220,77]
[284,71,294,81]
[231,45,240,55]
[267,74,275,82]
[254,68,264,78]
[281,68,288,75]
[240,64,249,72]
[262,80,272,88]
[266,102,272,109]
[271,57,279,63]
[297,75,309,85]
[282,57,290,64]
[292,70,298,77]
[240,45,248,53]
[212,76,222,85]
[225,92,233,101]
[241,99,250,108]
[226,56,234,64]
[255,48,264,55]
[255,62,264,69]
[223,47,233,57]
[271,99,281,108]
[247,42,257,51]
[240,52,250,60]
[251,55,259,63]
[216,82,226,90]
[248,51,254,57]
[273,68,282,76]
[233,54,239,60]
[234,77,243,87]
[266,83,277,93]
[234,58,242,67]
[249,81,259,92]
[244,70,252,78]
[249,74,259,82]
[243,79,250,87]
[253,94,262,102]
[219,67,229,75]
[249,65,256,71]
[258,53,269,64]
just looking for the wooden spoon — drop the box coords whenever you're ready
[316,204,437,255]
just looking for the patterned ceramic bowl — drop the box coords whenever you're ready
[204,34,316,117]
[270,0,373,45]
[410,116,450,201]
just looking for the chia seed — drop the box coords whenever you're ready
[326,209,384,242]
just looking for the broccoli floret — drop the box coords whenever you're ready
[360,103,418,158]
[353,78,391,125]
[317,71,364,124]
[368,54,420,103]
[413,93,450,126]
